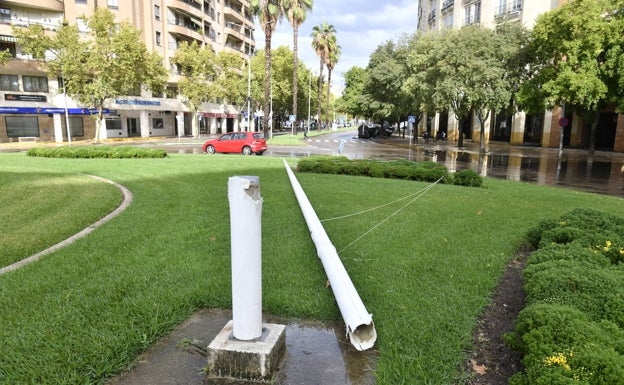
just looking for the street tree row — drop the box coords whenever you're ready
[9,8,324,140]
[337,0,624,156]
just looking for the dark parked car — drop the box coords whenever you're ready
[202,132,267,155]
[358,122,393,139]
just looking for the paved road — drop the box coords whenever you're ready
[2,130,623,197]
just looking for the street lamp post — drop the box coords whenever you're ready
[307,69,311,137]
[247,43,252,132]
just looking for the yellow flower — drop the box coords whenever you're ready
[544,352,571,371]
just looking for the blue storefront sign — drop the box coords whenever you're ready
[0,107,109,114]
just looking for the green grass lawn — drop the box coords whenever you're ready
[0,152,623,384]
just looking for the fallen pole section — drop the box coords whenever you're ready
[283,159,376,351]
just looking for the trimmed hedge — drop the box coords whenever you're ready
[27,146,168,159]
[506,208,624,384]
[296,156,483,186]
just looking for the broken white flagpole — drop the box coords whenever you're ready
[283,159,376,351]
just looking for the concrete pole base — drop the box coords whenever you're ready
[206,321,286,383]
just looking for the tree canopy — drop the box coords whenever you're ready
[173,41,245,137]
[250,0,286,135]
[407,25,525,151]
[518,0,624,156]
[14,8,168,142]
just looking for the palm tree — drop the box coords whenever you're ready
[250,0,285,136]
[311,21,336,129]
[325,42,340,128]
[286,0,313,126]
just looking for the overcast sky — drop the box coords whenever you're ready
[254,0,420,93]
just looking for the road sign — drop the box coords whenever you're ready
[558,117,569,127]
[408,115,416,124]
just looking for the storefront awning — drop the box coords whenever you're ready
[0,35,18,43]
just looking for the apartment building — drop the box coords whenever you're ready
[416,0,624,152]
[0,0,255,143]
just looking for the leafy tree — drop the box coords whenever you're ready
[311,21,336,127]
[0,50,10,66]
[409,26,518,152]
[250,0,286,135]
[173,42,244,137]
[14,9,167,143]
[252,46,316,131]
[338,66,368,120]
[364,38,415,135]
[518,0,624,158]
[325,42,341,127]
[285,0,313,121]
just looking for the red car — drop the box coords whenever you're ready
[202,132,267,155]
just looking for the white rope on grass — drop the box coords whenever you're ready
[337,177,444,253]
[321,184,435,223]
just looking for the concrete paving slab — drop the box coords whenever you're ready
[106,308,377,385]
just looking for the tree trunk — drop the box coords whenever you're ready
[94,103,106,144]
[326,68,332,128]
[479,120,486,154]
[458,117,464,148]
[588,110,600,165]
[94,111,102,144]
[477,110,489,154]
[318,59,323,130]
[292,23,299,123]
[191,110,199,138]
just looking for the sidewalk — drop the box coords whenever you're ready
[105,309,377,385]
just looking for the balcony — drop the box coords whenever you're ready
[441,0,454,13]
[494,0,523,20]
[428,10,436,22]
[4,0,63,12]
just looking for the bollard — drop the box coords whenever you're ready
[228,175,263,340]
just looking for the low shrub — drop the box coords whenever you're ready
[27,146,168,159]
[523,260,624,327]
[296,156,451,184]
[526,208,624,249]
[453,169,483,187]
[509,208,624,384]
[506,304,624,385]
[526,243,610,268]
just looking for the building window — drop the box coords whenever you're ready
[23,76,48,92]
[75,0,87,3]
[154,4,160,20]
[165,85,177,98]
[156,31,161,46]
[65,116,85,137]
[128,83,141,96]
[0,74,19,91]
[106,118,122,131]
[465,1,481,25]
[108,0,119,9]
[0,7,10,24]
[77,18,89,33]
[152,118,164,129]
[6,116,39,138]
[443,14,454,29]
